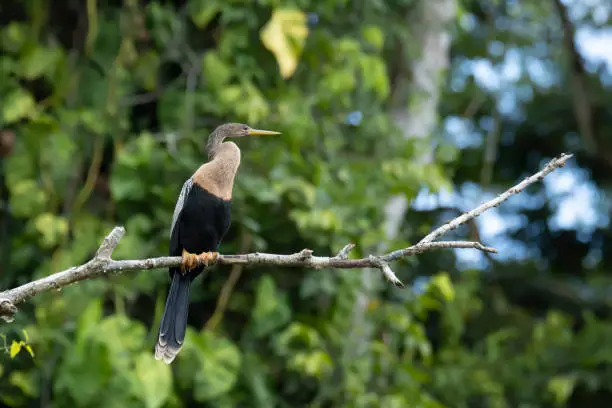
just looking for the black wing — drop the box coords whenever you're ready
[169,178,193,258]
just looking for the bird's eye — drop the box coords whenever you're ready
[243,126,249,131]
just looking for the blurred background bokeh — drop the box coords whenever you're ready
[1,0,611,407]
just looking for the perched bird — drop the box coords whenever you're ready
[155,123,280,364]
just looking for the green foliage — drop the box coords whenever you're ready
[1,0,611,407]
[185,330,242,402]
[250,276,292,338]
[1,0,435,404]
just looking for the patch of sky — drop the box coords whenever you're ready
[420,1,611,270]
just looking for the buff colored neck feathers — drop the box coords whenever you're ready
[192,142,241,200]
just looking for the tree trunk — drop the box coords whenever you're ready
[345,0,457,377]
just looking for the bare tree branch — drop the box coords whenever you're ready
[0,153,574,322]
[418,153,573,244]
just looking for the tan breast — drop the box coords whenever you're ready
[192,142,241,200]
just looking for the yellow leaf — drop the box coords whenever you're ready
[9,341,21,358]
[25,345,35,357]
[260,9,309,78]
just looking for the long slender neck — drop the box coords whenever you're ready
[193,142,241,201]
[206,130,225,160]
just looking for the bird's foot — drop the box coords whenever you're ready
[196,251,219,267]
[181,249,200,274]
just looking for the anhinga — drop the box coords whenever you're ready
[154,123,280,364]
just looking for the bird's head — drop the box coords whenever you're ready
[206,123,280,157]
[214,123,281,138]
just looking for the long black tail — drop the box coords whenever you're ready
[154,271,191,364]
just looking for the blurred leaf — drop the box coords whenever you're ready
[8,179,47,217]
[251,275,292,338]
[9,341,21,358]
[191,331,241,402]
[9,371,38,397]
[132,352,172,408]
[133,51,160,91]
[33,213,69,248]
[96,315,146,356]
[80,109,108,135]
[175,329,202,390]
[275,322,323,356]
[288,350,333,378]
[110,134,159,201]
[300,271,336,298]
[202,52,231,89]
[1,22,28,52]
[190,0,220,28]
[55,341,112,406]
[243,352,275,407]
[19,46,62,79]
[361,25,385,50]
[359,55,389,99]
[430,273,455,302]
[260,9,309,78]
[76,295,104,344]
[2,88,36,123]
[548,375,576,406]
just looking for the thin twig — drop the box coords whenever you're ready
[418,153,573,244]
[336,243,356,259]
[0,154,573,322]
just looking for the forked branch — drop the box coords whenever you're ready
[0,153,573,322]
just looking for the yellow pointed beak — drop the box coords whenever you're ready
[247,128,281,136]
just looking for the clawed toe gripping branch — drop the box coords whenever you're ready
[0,153,573,322]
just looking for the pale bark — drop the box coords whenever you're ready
[0,153,572,322]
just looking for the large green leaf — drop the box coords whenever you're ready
[8,179,47,218]
[131,352,172,408]
[191,331,242,402]
[19,46,62,79]
[54,341,112,406]
[250,275,292,338]
[96,315,147,358]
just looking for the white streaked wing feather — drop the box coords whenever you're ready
[170,178,193,238]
